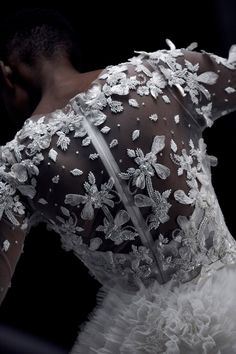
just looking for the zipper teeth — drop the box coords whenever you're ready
[81,113,166,284]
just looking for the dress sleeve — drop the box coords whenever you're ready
[139,41,236,129]
[0,134,31,305]
[181,46,236,126]
[11,110,108,255]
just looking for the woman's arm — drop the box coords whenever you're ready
[0,218,26,305]
[181,46,236,125]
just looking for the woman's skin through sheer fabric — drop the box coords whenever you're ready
[1,41,236,351]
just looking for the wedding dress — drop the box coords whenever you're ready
[1,40,236,353]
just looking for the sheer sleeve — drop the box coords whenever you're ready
[0,218,26,305]
[0,137,30,305]
[180,46,236,127]
[143,42,236,129]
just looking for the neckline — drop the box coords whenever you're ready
[26,68,106,123]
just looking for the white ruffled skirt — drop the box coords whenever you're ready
[70,262,236,354]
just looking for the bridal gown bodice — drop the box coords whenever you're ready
[1,40,236,294]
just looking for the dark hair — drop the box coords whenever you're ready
[0,8,81,67]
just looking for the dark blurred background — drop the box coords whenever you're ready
[0,0,236,353]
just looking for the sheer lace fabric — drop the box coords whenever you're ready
[1,40,236,352]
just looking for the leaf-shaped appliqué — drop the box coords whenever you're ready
[48,148,58,162]
[174,190,194,205]
[89,237,103,251]
[100,126,111,134]
[70,169,83,176]
[128,99,139,108]
[132,130,140,141]
[171,139,177,153]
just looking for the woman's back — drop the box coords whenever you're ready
[2,40,236,353]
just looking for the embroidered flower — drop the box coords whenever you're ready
[171,148,194,177]
[196,103,213,127]
[120,136,170,189]
[130,245,153,278]
[146,71,167,98]
[0,181,25,225]
[56,131,71,151]
[96,210,138,245]
[48,207,83,251]
[65,172,115,220]
[135,189,171,230]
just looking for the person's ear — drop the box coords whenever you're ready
[0,60,14,90]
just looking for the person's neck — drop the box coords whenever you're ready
[31,61,103,116]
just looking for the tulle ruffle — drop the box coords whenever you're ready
[71,262,236,354]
